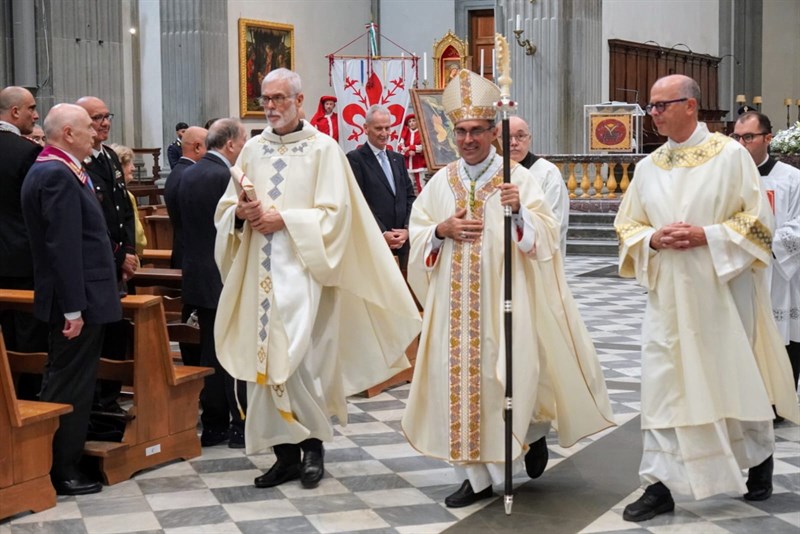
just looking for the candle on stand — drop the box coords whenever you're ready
[480,49,485,77]
[423,53,427,83]
[492,49,496,82]
[516,14,521,32]
[787,98,793,128]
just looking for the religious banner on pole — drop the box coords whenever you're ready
[331,58,416,154]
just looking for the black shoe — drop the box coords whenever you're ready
[52,475,102,496]
[228,427,245,449]
[744,455,773,501]
[254,461,301,488]
[524,436,549,479]
[200,428,228,447]
[444,479,494,508]
[623,483,674,522]
[300,449,325,489]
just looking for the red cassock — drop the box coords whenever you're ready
[310,96,339,141]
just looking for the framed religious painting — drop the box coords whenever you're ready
[238,19,294,118]
[410,89,459,171]
[584,103,644,153]
[433,30,469,89]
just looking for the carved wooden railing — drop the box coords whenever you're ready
[543,154,646,200]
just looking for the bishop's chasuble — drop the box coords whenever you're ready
[214,121,421,453]
[615,123,800,499]
[403,150,615,486]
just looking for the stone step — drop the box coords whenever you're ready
[568,224,617,240]
[566,239,619,256]
[568,211,617,224]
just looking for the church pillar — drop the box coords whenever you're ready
[159,0,228,167]
[496,0,602,154]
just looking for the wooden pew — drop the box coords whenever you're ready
[0,290,213,485]
[0,332,72,519]
[140,249,172,268]
[144,215,173,250]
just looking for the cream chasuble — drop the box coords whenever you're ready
[214,121,421,453]
[615,123,800,498]
[761,159,800,343]
[403,151,564,468]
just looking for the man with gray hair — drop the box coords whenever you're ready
[180,118,248,448]
[616,74,800,521]
[214,68,420,490]
[347,104,416,269]
[0,86,48,371]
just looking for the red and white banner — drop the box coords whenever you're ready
[331,58,415,154]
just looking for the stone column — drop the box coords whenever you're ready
[496,0,602,154]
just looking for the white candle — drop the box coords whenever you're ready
[423,52,427,81]
[492,49,496,80]
[480,49,485,77]
[516,14,521,31]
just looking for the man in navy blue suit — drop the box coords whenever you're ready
[180,118,248,448]
[346,105,416,269]
[21,103,122,495]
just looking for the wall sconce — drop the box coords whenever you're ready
[513,15,536,56]
[753,95,762,111]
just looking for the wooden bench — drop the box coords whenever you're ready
[0,290,213,485]
[144,215,173,250]
[140,249,172,268]
[0,332,72,520]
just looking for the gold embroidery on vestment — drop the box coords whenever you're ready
[723,212,772,253]
[651,133,730,170]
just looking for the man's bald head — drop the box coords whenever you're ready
[43,104,96,161]
[0,86,39,135]
[181,126,208,162]
[506,116,532,163]
[76,96,112,147]
[648,74,701,143]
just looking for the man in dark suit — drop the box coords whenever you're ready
[21,103,122,495]
[167,121,188,168]
[180,118,247,448]
[165,126,208,270]
[76,96,137,416]
[164,126,207,367]
[0,86,50,380]
[347,105,416,268]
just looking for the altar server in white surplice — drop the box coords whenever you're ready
[615,75,800,523]
[733,111,800,394]
[214,68,420,491]
[402,69,615,509]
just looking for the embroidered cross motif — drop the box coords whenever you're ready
[262,144,275,156]
[268,159,286,200]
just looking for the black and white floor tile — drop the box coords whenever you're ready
[2,254,798,534]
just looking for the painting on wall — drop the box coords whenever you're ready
[410,89,459,171]
[238,18,294,118]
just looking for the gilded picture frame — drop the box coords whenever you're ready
[410,89,459,171]
[433,30,469,89]
[238,18,294,118]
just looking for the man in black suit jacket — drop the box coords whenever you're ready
[347,105,416,268]
[164,126,208,270]
[0,86,49,369]
[180,118,248,448]
[167,121,188,168]
[21,104,122,495]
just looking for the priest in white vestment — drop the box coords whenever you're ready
[615,75,800,523]
[734,111,800,394]
[214,69,421,491]
[402,69,615,509]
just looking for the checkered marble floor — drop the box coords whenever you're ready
[2,255,798,534]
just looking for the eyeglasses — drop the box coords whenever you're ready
[258,94,295,107]
[454,126,492,139]
[510,133,530,143]
[729,132,770,144]
[645,98,688,115]
[90,113,114,122]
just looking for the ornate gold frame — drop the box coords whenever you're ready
[238,18,295,118]
[433,30,469,89]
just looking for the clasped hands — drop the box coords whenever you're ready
[236,194,285,235]
[650,222,707,250]
[384,229,408,249]
[435,184,519,243]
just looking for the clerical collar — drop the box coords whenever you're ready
[0,120,20,134]
[462,146,497,177]
[758,155,778,176]
[520,152,539,169]
[667,122,707,149]
[208,150,232,168]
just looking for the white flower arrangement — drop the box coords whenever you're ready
[771,121,800,155]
